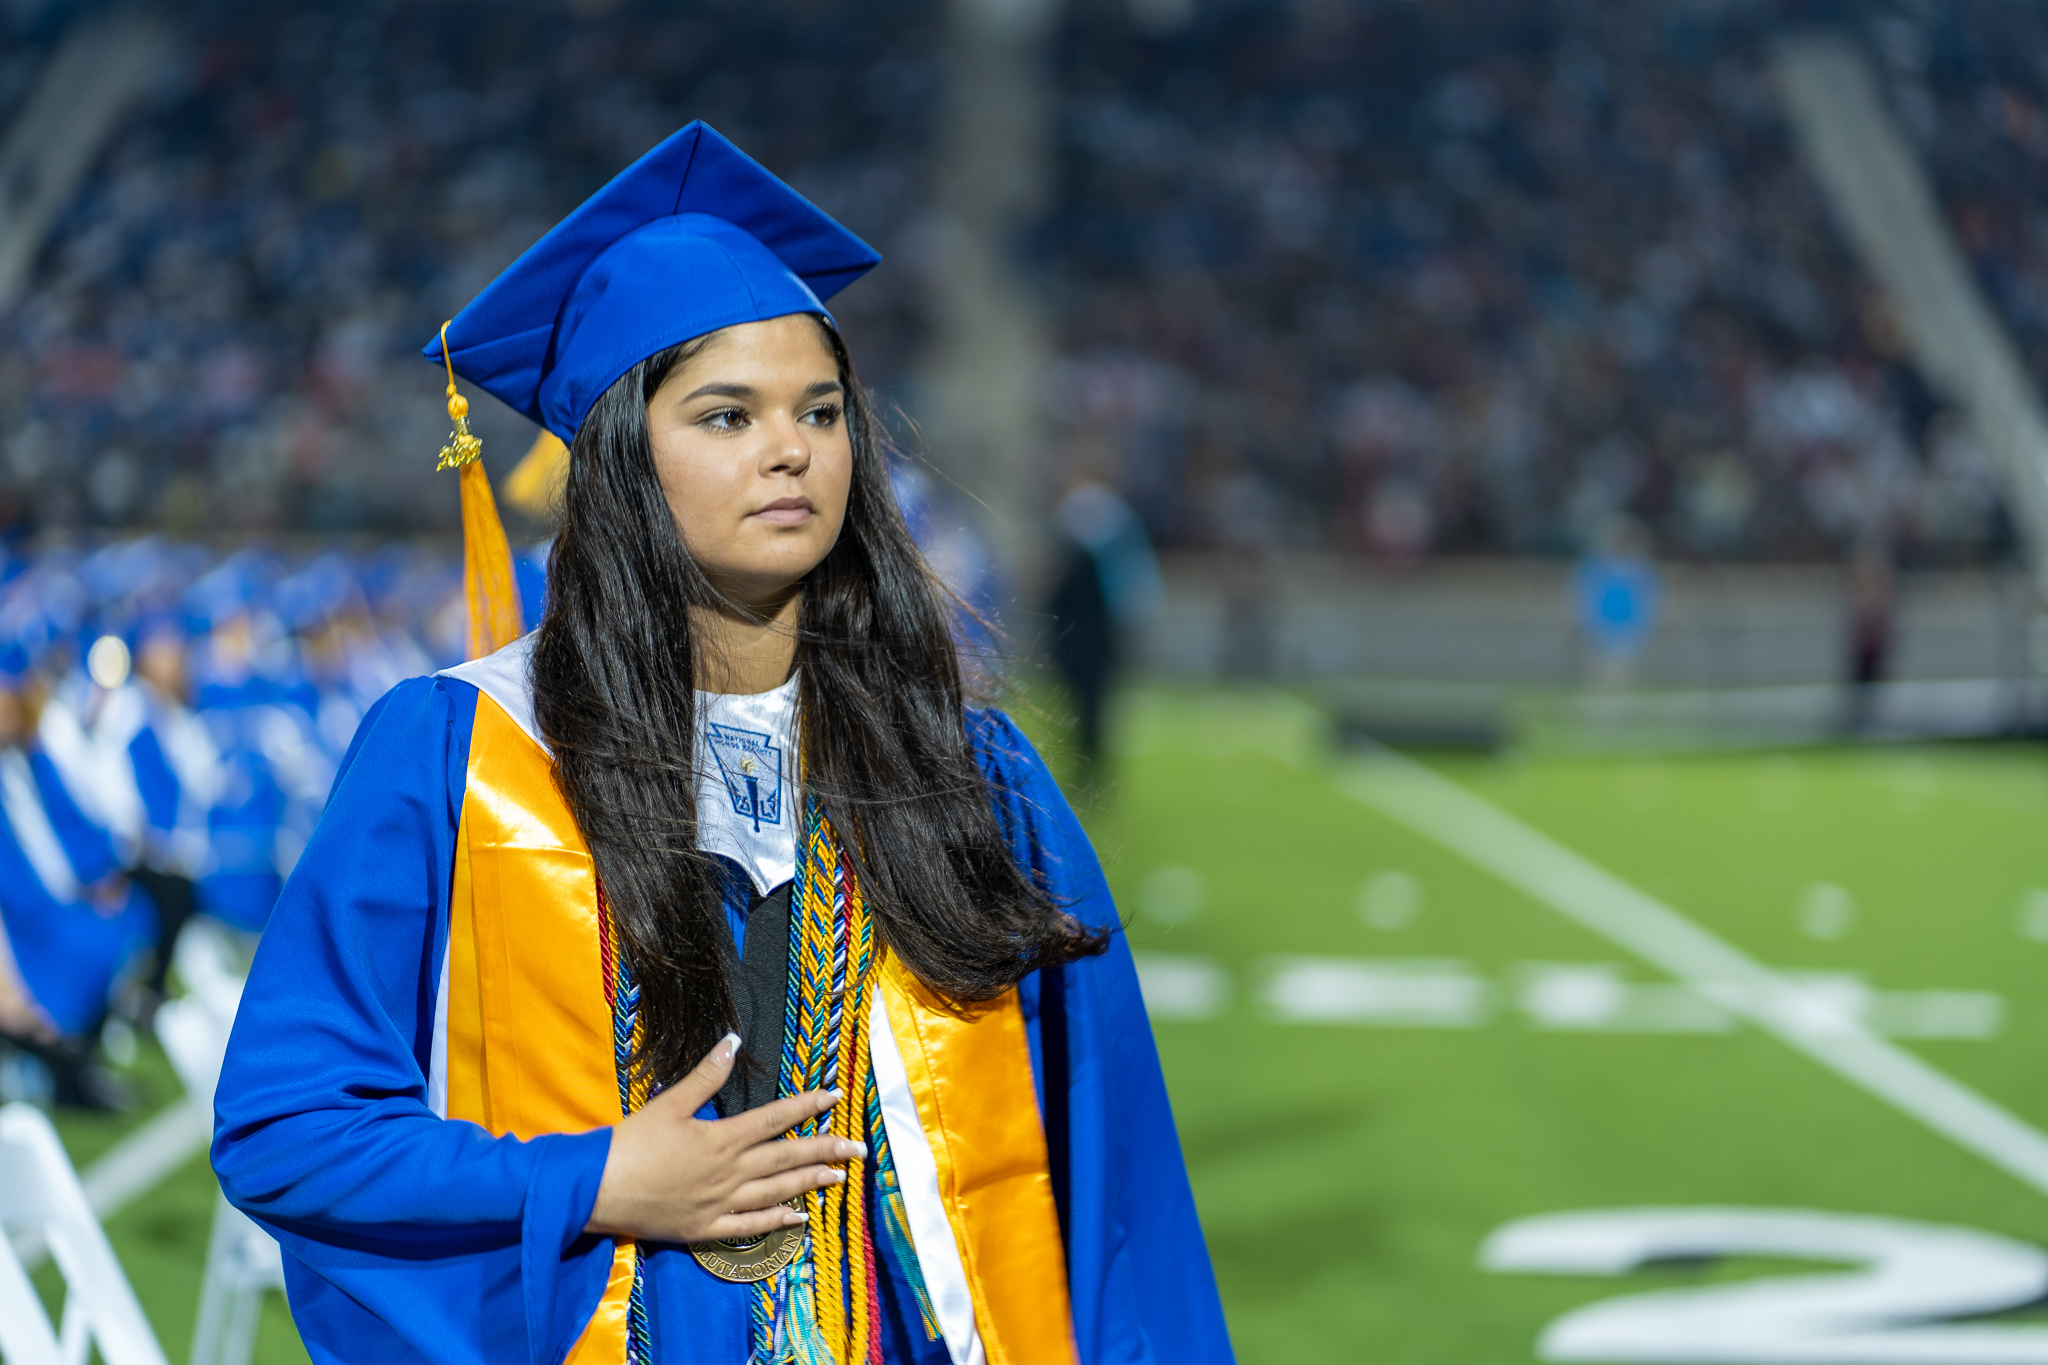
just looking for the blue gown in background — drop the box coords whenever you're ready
[195,673,303,932]
[212,675,1232,1365]
[0,751,154,1037]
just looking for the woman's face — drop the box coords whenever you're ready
[647,314,852,610]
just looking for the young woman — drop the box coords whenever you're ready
[212,123,1231,1365]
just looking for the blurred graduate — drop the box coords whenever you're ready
[212,124,1231,1365]
[83,612,218,1015]
[0,628,156,1108]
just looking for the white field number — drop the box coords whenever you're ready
[1482,1207,2048,1362]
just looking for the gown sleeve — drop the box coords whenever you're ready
[210,676,615,1365]
[969,710,1236,1365]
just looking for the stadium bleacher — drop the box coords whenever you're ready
[0,0,2026,568]
[1041,0,2015,566]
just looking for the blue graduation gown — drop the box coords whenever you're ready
[196,676,304,930]
[0,777,151,1037]
[211,675,1231,1365]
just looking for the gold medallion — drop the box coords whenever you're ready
[688,1202,807,1283]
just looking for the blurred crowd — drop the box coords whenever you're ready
[0,533,503,1106]
[0,0,938,536]
[0,0,2041,571]
[1041,0,2014,566]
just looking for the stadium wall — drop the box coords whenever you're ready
[1141,555,2033,689]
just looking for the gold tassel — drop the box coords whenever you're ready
[503,429,570,518]
[437,321,524,660]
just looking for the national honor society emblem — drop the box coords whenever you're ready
[706,723,782,833]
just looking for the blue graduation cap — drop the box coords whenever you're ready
[0,585,56,687]
[273,553,364,635]
[181,553,261,635]
[425,121,882,444]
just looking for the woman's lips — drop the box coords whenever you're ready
[752,497,813,526]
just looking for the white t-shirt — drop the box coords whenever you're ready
[693,675,799,895]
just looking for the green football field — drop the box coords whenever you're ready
[44,684,2048,1362]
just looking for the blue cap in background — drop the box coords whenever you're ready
[181,552,263,635]
[273,553,364,635]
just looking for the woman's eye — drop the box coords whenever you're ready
[801,404,842,428]
[700,408,749,433]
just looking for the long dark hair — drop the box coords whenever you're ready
[532,317,1106,1089]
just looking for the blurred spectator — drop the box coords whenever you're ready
[1843,537,1897,733]
[1046,479,1161,776]
[90,614,216,1011]
[1574,514,1660,688]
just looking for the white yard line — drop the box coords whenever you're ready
[1335,743,2048,1201]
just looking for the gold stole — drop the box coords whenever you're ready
[443,692,1079,1365]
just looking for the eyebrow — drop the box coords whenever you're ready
[679,379,844,403]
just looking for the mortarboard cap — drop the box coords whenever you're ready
[0,585,54,687]
[273,553,364,635]
[425,121,882,444]
[181,553,262,635]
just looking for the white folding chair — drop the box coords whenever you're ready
[154,991,286,1365]
[170,922,247,1035]
[186,1197,283,1365]
[0,1102,169,1365]
[151,999,225,1115]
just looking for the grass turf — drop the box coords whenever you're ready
[47,683,2048,1361]
[1068,688,2048,1360]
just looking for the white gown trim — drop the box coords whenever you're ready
[0,749,81,902]
[870,991,985,1365]
[428,938,450,1121]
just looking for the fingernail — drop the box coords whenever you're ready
[720,1033,740,1059]
[839,1140,867,1160]
[784,1209,807,1225]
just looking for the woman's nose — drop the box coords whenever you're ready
[762,421,812,474]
